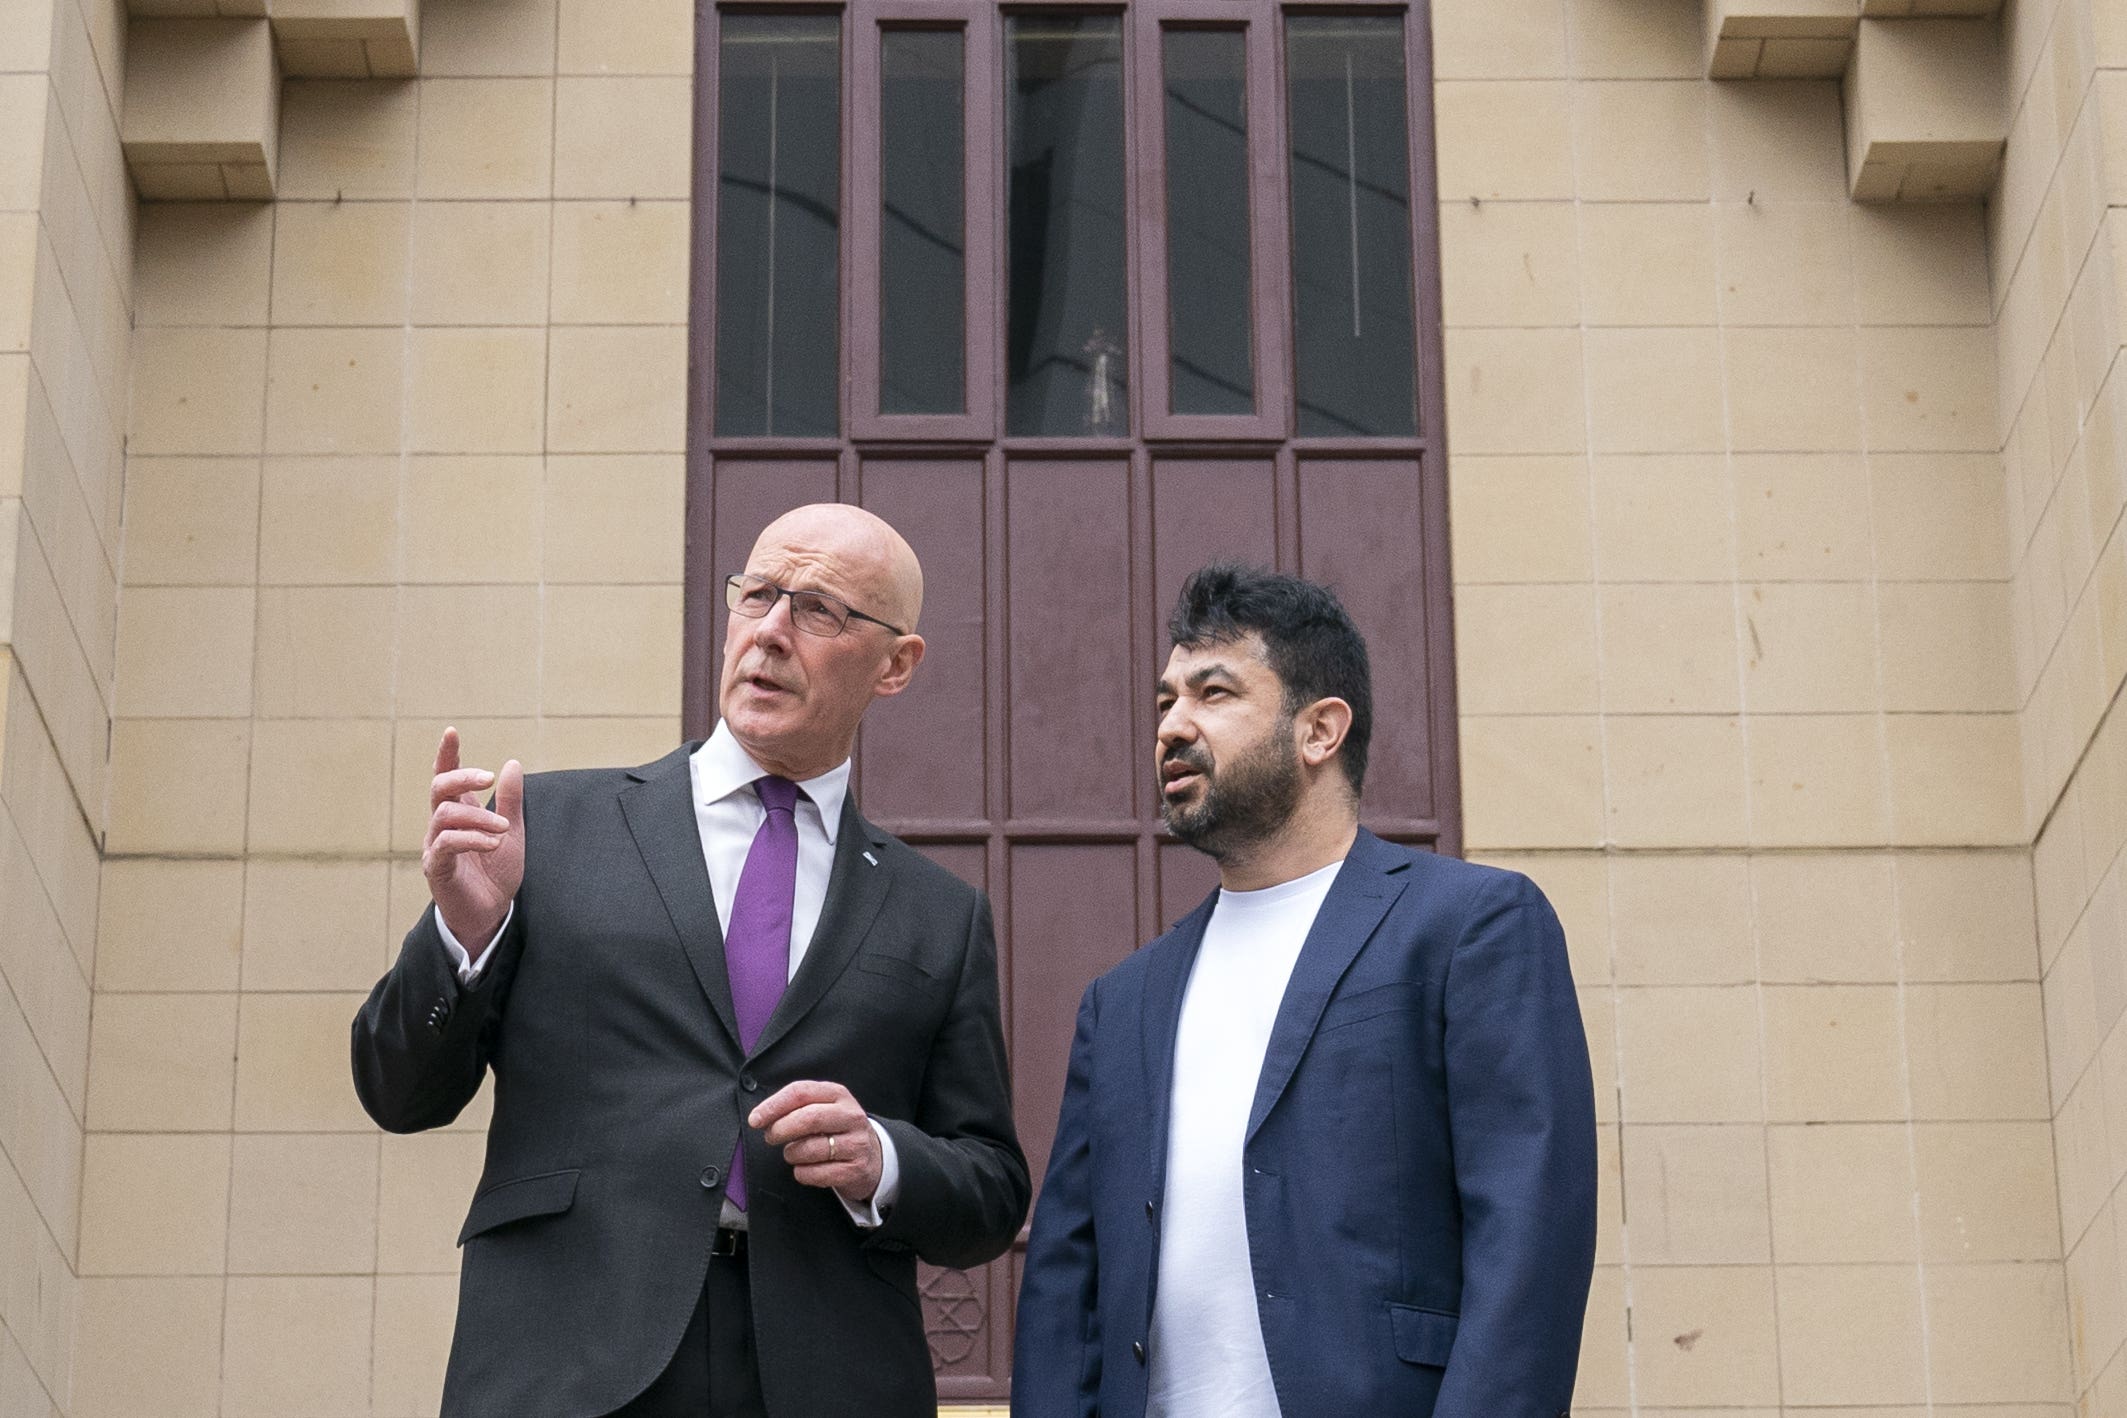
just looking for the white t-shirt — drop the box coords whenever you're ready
[1147,860,1342,1418]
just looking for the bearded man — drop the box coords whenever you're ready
[1012,564,1597,1418]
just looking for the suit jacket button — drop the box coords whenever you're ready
[739,1073,759,1093]
[1132,1341,1146,1365]
[1145,1200,1155,1221]
[699,1166,722,1189]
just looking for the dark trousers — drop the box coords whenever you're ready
[607,1251,765,1418]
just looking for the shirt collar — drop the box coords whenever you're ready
[693,721,850,845]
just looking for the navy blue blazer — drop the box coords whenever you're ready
[1012,830,1596,1418]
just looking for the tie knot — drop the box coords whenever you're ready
[754,775,799,816]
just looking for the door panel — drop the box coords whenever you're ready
[1009,843,1140,1199]
[1150,457,1278,639]
[1005,462,1138,824]
[1298,456,1441,834]
[857,458,989,824]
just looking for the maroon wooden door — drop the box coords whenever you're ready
[684,1,1456,1400]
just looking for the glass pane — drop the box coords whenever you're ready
[1286,16,1417,438]
[1006,15,1129,437]
[1164,28,1253,417]
[880,29,967,416]
[715,15,841,437]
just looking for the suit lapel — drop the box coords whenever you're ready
[752,795,890,1058]
[618,744,740,1047]
[1245,831,1410,1142]
[1141,892,1216,1209]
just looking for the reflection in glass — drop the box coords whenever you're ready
[1163,28,1253,416]
[716,15,841,437]
[1286,16,1417,437]
[1006,15,1129,437]
[881,29,966,415]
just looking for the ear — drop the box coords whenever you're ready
[872,633,927,699]
[1293,696,1353,770]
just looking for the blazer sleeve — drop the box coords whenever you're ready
[1010,980,1102,1418]
[869,892,1031,1270]
[350,902,525,1134]
[1431,872,1598,1418]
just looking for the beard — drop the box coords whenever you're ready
[1160,728,1303,861]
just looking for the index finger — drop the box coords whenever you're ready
[434,726,461,778]
[430,767,496,812]
[748,1079,846,1131]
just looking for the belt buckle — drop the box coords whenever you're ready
[711,1227,746,1259]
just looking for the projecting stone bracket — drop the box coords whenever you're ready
[1702,1,2008,203]
[1844,18,2006,201]
[119,1,420,201]
[271,0,421,79]
[120,18,280,200]
[1706,0,1859,80]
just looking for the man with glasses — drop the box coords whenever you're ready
[353,503,1028,1418]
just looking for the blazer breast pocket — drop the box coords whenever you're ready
[1316,980,1425,1034]
[853,952,937,990]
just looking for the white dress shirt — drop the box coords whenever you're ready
[1147,860,1342,1418]
[434,722,901,1226]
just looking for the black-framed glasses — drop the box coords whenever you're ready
[725,573,909,638]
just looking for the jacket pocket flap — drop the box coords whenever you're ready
[855,952,934,984]
[458,1169,578,1245]
[1389,1304,1459,1368]
[1319,981,1424,1033]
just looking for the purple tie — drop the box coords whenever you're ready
[726,774,800,1208]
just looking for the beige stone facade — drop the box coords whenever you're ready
[0,0,2119,1412]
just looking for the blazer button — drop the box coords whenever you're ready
[1132,1341,1146,1365]
[739,1073,759,1093]
[699,1166,722,1189]
[1145,1200,1155,1221]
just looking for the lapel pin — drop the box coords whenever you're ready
[862,850,879,867]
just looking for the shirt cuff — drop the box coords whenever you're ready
[435,901,514,987]
[834,1118,900,1229]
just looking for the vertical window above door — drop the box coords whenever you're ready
[850,3,995,440]
[1286,13,1419,438]
[714,13,842,438]
[1161,28,1253,417]
[1131,0,1287,440]
[1004,14,1130,438]
[879,29,968,417]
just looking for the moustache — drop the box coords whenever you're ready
[1163,746,1212,777]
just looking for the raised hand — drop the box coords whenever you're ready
[422,726,525,960]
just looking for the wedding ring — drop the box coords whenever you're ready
[828,1133,838,1162]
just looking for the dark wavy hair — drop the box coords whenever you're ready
[1166,563,1373,795]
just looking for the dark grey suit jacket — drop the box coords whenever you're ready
[351,743,1029,1418]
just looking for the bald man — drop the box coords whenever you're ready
[353,505,1029,1418]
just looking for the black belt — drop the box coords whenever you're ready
[710,1227,749,1259]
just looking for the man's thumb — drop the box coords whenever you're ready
[496,759,526,826]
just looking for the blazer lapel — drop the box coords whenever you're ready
[618,744,740,1048]
[1142,892,1216,1208]
[751,795,890,1058]
[1245,831,1410,1142]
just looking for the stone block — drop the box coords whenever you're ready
[1860,0,1999,14]
[121,17,279,200]
[1705,0,1858,79]
[1843,18,2006,201]
[271,0,421,78]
